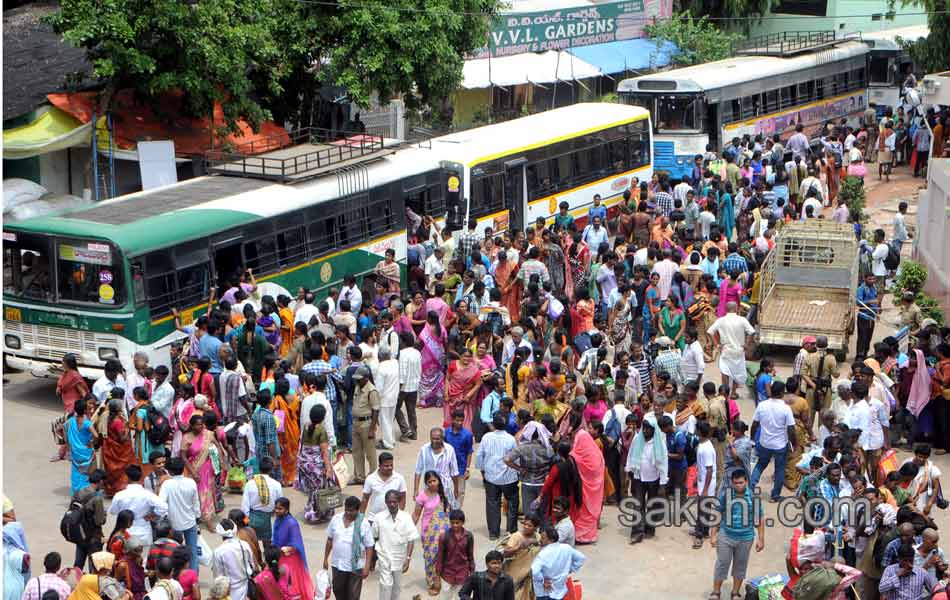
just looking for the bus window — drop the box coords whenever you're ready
[144,250,176,315]
[3,232,52,301]
[765,90,779,113]
[56,239,124,305]
[131,263,146,307]
[472,173,505,217]
[243,221,278,274]
[308,216,337,254]
[869,57,890,84]
[173,239,210,309]
[656,96,698,130]
[608,138,628,172]
[276,226,307,266]
[740,96,756,119]
[781,86,795,109]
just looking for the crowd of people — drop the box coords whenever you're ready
[6,105,950,600]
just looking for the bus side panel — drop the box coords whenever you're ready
[722,90,868,144]
[526,164,653,228]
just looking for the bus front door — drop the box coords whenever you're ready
[213,240,244,290]
[504,158,527,233]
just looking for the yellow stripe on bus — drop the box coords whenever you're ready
[723,89,867,131]
[149,230,407,326]
[466,114,651,167]
[527,164,651,208]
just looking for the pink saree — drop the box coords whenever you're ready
[446,360,482,429]
[570,430,605,543]
[186,430,215,522]
[716,279,743,317]
[418,324,447,408]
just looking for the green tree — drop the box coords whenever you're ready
[645,13,742,67]
[47,0,291,133]
[48,0,501,134]
[899,10,950,74]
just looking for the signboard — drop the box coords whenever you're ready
[58,243,113,265]
[723,91,867,140]
[471,0,671,58]
[137,140,178,191]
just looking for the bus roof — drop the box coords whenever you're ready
[5,102,646,256]
[618,40,870,94]
[428,103,650,166]
[862,25,930,51]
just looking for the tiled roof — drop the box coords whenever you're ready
[3,1,92,119]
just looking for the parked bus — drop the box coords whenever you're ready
[618,33,870,180]
[863,25,929,113]
[3,102,652,377]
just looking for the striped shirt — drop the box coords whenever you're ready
[630,356,653,393]
[655,191,674,218]
[722,253,749,277]
[301,360,341,408]
[878,564,937,600]
[398,347,421,393]
[475,430,518,485]
[654,350,685,387]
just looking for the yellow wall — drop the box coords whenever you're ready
[451,88,492,128]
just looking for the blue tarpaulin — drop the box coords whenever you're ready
[567,38,677,74]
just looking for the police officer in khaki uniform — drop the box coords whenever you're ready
[351,365,380,484]
[800,335,840,428]
[899,291,924,337]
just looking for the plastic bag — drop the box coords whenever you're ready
[314,569,332,599]
[197,534,214,567]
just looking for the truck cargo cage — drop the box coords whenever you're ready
[758,220,858,353]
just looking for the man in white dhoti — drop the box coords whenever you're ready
[708,302,755,396]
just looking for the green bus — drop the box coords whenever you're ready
[3,103,652,377]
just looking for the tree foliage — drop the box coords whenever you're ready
[645,13,742,67]
[899,11,950,74]
[47,0,501,133]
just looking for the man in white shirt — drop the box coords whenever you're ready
[651,249,679,301]
[852,375,890,485]
[476,413,520,540]
[211,519,254,600]
[124,352,150,413]
[361,452,407,521]
[871,228,891,284]
[158,458,202,571]
[424,247,446,285]
[693,421,718,545]
[674,178,693,205]
[396,333,421,441]
[708,302,755,396]
[150,365,175,419]
[323,496,374,599]
[92,360,126,407]
[240,457,283,542]
[294,292,319,326]
[378,311,400,358]
[501,326,533,367]
[339,275,363,315]
[750,380,797,502]
[299,373,336,448]
[372,491,419,600]
[907,445,943,514]
[108,464,168,547]
[681,328,705,385]
[375,347,400,450]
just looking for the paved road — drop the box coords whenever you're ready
[3,167,942,598]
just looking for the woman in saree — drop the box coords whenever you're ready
[659,296,687,351]
[258,296,282,351]
[277,295,295,358]
[418,311,448,408]
[57,353,89,425]
[717,181,736,242]
[493,250,521,323]
[412,470,451,595]
[823,149,842,204]
[67,396,97,495]
[538,441,584,523]
[375,248,402,294]
[272,498,313,600]
[102,399,135,497]
[716,271,743,318]
[566,233,591,298]
[506,347,533,413]
[272,378,300,486]
[569,429,605,543]
[409,291,429,336]
[905,348,935,443]
[190,357,217,414]
[254,547,293,600]
[783,376,813,492]
[445,348,483,430]
[128,387,155,465]
[608,293,633,356]
[295,404,337,523]
[181,414,223,527]
[642,272,661,345]
[3,521,29,600]
[573,289,595,337]
[541,229,567,292]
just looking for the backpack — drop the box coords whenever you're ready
[483,308,505,337]
[683,431,700,466]
[792,566,841,600]
[147,405,172,446]
[884,242,901,271]
[60,499,92,544]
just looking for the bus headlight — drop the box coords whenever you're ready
[4,335,20,349]
[98,347,118,360]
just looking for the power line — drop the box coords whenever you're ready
[289,0,942,23]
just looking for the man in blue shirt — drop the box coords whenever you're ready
[445,409,474,506]
[587,194,607,230]
[709,469,764,600]
[856,273,880,359]
[531,525,586,600]
[659,416,688,498]
[722,243,749,278]
[198,321,224,389]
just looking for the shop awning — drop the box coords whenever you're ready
[461,50,603,89]
[3,106,91,160]
[567,39,678,74]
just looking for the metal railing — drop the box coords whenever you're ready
[204,127,387,183]
[734,30,860,56]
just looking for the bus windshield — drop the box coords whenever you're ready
[56,238,125,306]
[656,95,701,131]
[3,231,53,301]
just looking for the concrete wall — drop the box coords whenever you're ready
[749,0,925,37]
[914,157,950,313]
